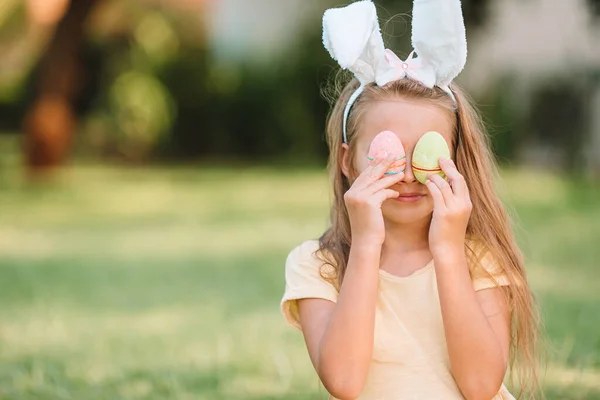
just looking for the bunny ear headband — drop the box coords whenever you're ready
[322,0,467,143]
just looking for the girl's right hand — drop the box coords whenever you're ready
[344,155,404,247]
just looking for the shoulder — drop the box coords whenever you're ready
[286,239,321,263]
[465,238,500,271]
[465,238,511,291]
[286,239,336,276]
[282,240,339,330]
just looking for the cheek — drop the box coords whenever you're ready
[424,194,434,212]
[353,153,371,175]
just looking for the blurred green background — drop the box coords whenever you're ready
[0,0,599,399]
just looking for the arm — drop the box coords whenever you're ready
[435,253,510,400]
[426,157,510,400]
[298,244,381,400]
[297,155,403,400]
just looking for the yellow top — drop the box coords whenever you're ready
[281,239,515,400]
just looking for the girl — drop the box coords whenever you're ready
[281,1,540,400]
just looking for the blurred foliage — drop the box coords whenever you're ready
[0,0,599,168]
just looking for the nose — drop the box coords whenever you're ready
[401,152,417,183]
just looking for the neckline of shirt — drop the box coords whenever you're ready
[378,259,434,282]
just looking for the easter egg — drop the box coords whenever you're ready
[367,130,406,175]
[411,131,450,184]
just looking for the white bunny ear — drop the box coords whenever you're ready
[322,0,387,84]
[411,0,467,87]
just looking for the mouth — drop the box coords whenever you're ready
[393,193,426,203]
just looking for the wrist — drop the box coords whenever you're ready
[347,240,382,275]
[351,235,383,250]
[350,238,382,257]
[432,246,466,268]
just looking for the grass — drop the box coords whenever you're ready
[0,159,598,399]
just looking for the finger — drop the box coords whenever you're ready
[355,154,397,187]
[425,179,446,211]
[350,162,378,189]
[364,170,405,194]
[439,157,468,199]
[428,173,455,205]
[372,188,400,205]
[368,154,398,181]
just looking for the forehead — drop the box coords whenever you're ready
[355,99,455,151]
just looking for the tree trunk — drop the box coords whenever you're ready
[23,0,99,173]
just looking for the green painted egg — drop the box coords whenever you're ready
[411,131,450,184]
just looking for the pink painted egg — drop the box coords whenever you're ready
[367,130,406,175]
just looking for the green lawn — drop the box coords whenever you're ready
[0,162,598,399]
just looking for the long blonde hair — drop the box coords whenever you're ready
[318,77,541,398]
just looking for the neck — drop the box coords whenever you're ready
[381,215,431,256]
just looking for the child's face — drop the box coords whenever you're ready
[351,99,455,226]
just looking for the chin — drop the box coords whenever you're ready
[382,198,433,225]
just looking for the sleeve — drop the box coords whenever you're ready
[468,241,511,292]
[280,240,339,331]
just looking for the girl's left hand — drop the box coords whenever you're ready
[425,157,472,260]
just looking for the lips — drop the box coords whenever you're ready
[393,193,425,203]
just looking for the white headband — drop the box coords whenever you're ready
[322,0,467,143]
